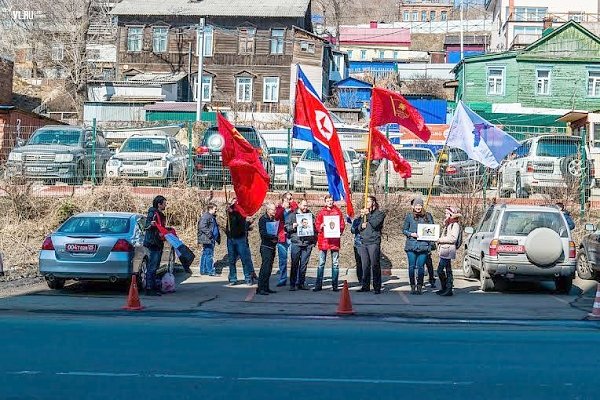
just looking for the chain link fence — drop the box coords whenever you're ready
[0,121,595,213]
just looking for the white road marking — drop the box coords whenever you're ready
[237,377,473,385]
[7,371,41,375]
[56,372,140,377]
[551,295,570,305]
[153,374,223,380]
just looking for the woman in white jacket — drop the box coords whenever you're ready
[436,207,462,297]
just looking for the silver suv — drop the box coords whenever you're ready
[462,204,576,293]
[497,135,594,198]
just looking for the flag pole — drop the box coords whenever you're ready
[362,123,374,221]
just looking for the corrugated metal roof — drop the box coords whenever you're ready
[129,72,187,83]
[111,0,310,17]
[339,26,410,45]
[145,102,199,112]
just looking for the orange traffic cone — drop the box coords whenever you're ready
[336,280,355,315]
[588,283,600,320]
[123,275,144,311]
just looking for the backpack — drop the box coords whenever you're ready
[454,223,463,248]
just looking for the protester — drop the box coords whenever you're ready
[285,199,316,291]
[275,192,297,287]
[402,196,432,295]
[556,202,575,230]
[358,196,385,294]
[225,198,256,285]
[436,207,462,297]
[257,203,278,295]
[197,203,220,276]
[348,214,363,284]
[314,195,345,292]
[143,195,167,296]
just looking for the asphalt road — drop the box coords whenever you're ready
[0,315,598,400]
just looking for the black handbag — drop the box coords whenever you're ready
[176,244,196,269]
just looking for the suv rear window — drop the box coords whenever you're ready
[399,149,433,162]
[499,211,567,237]
[535,138,580,157]
[203,127,260,148]
[121,138,168,153]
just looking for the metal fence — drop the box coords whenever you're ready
[0,121,595,213]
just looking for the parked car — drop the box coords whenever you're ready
[462,204,576,293]
[345,147,364,187]
[193,125,275,187]
[38,212,175,290]
[497,135,594,198]
[294,148,355,191]
[6,125,112,184]
[105,134,188,186]
[575,223,600,282]
[272,154,294,189]
[374,147,440,192]
[438,147,486,193]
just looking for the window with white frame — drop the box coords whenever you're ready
[263,77,279,103]
[152,27,168,53]
[421,11,427,21]
[514,26,542,36]
[589,70,600,97]
[536,69,551,96]
[197,25,213,56]
[347,50,353,59]
[430,11,436,21]
[441,11,447,21]
[412,11,418,21]
[300,41,315,53]
[593,123,600,149]
[393,50,399,59]
[403,11,410,21]
[360,49,367,60]
[51,43,64,61]
[193,75,213,102]
[127,27,143,52]
[487,67,505,95]
[568,12,584,22]
[236,77,253,102]
[270,29,284,54]
[514,7,547,21]
[238,28,256,54]
[378,50,385,59]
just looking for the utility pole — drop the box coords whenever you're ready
[196,17,205,122]
[460,0,464,61]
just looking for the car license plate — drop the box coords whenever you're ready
[27,166,46,173]
[124,168,145,175]
[65,243,98,253]
[497,244,525,253]
[312,176,328,185]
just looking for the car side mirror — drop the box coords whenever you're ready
[585,223,596,232]
[464,227,474,234]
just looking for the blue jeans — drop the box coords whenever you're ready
[146,248,163,290]
[199,243,215,275]
[227,237,255,283]
[316,250,339,289]
[277,241,290,284]
[437,257,453,288]
[406,251,428,286]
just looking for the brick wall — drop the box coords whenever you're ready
[0,58,14,105]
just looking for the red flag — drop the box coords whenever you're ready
[370,127,412,179]
[370,87,431,142]
[218,113,270,216]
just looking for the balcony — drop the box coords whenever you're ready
[510,34,540,50]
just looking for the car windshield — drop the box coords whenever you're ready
[302,149,349,162]
[499,211,567,237]
[203,127,260,148]
[272,155,289,165]
[121,138,168,153]
[58,216,131,234]
[28,129,83,146]
[399,149,433,162]
[535,138,580,157]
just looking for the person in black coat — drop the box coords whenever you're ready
[143,195,167,296]
[257,203,278,295]
[285,199,316,291]
[358,196,386,294]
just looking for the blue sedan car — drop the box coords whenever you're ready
[39,212,174,289]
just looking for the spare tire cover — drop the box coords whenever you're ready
[525,227,563,266]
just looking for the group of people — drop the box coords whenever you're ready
[141,192,464,297]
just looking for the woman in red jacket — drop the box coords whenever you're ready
[314,194,345,291]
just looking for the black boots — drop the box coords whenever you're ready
[437,285,453,296]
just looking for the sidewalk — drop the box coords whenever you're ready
[0,268,597,321]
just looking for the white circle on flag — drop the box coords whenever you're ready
[315,110,334,141]
[207,133,225,151]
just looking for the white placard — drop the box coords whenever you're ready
[323,215,341,238]
[296,213,314,237]
[417,223,440,241]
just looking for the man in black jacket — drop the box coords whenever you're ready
[257,203,278,295]
[143,195,167,296]
[285,199,316,291]
[358,196,386,294]
[225,199,256,285]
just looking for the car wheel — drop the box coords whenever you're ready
[462,254,476,279]
[138,257,148,290]
[46,277,65,290]
[480,263,495,292]
[555,276,573,294]
[576,251,593,280]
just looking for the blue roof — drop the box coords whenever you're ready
[333,77,373,89]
